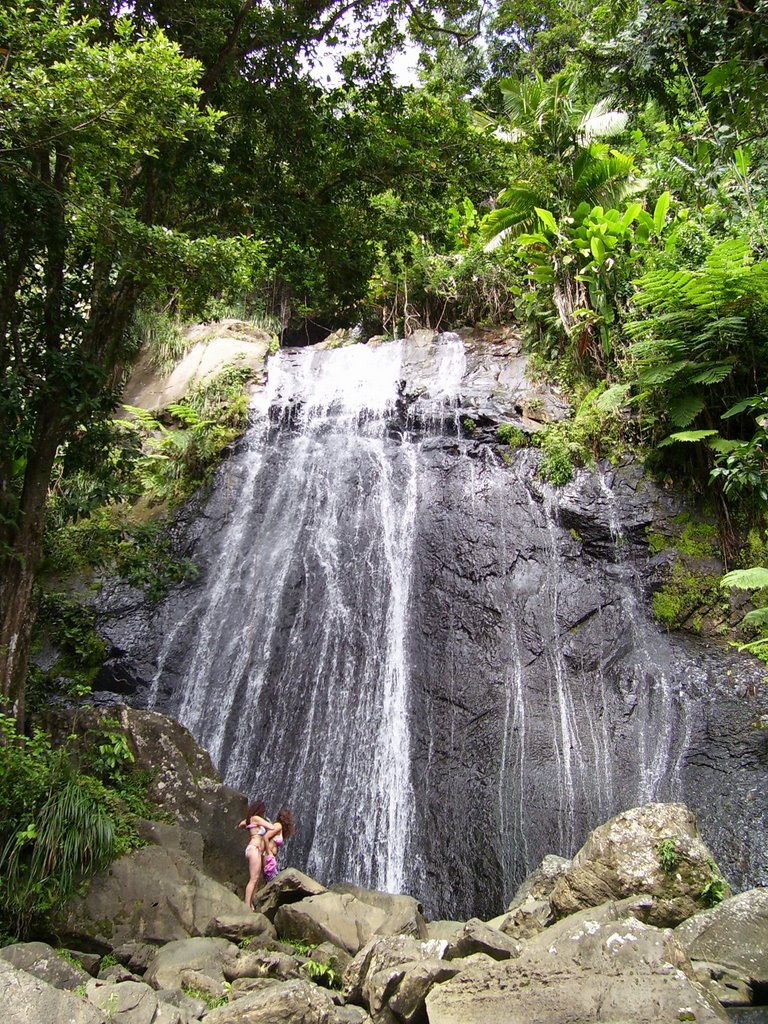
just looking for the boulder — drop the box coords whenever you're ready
[310,942,353,977]
[275,892,389,955]
[229,976,283,999]
[204,912,276,942]
[122,321,272,414]
[548,803,732,926]
[423,922,463,943]
[68,950,102,976]
[443,919,521,961]
[386,957,463,1024]
[675,888,768,987]
[487,896,551,941]
[0,958,107,1024]
[506,854,572,911]
[99,965,143,983]
[178,967,227,1000]
[693,962,754,1006]
[330,885,427,940]
[425,916,728,1024]
[143,937,239,991]
[85,979,158,1024]
[252,869,328,921]
[200,978,338,1024]
[111,942,159,976]
[343,935,447,1008]
[62,842,249,948]
[155,987,208,1019]
[334,1007,371,1024]
[0,940,91,990]
[224,948,301,982]
[153,1002,188,1024]
[520,894,655,953]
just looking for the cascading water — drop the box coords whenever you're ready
[102,332,768,919]
[144,337,467,897]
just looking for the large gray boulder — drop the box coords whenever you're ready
[85,979,158,1024]
[62,842,250,948]
[122,321,272,414]
[385,957,463,1024]
[425,916,728,1024]
[201,978,338,1024]
[252,869,328,921]
[343,934,448,1009]
[275,892,389,955]
[0,940,91,990]
[144,937,239,991]
[0,958,107,1024]
[443,918,521,961]
[204,911,276,942]
[330,885,427,940]
[675,888,768,987]
[224,947,301,982]
[549,803,732,926]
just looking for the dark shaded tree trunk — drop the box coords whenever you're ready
[0,411,62,729]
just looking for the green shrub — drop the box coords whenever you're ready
[0,715,152,939]
[497,423,527,447]
[656,836,680,875]
[700,862,727,908]
[652,564,720,630]
[538,431,574,485]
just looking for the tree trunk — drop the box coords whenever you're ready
[0,411,62,730]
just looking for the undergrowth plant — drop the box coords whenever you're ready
[0,713,157,939]
[656,836,680,875]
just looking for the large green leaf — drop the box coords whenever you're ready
[668,395,705,427]
[721,567,768,590]
[534,207,558,235]
[657,429,719,447]
[653,191,670,234]
[742,608,768,627]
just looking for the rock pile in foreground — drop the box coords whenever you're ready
[2,801,767,1024]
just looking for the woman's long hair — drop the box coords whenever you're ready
[276,808,295,839]
[247,799,266,819]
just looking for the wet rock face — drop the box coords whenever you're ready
[94,335,768,921]
[406,444,766,917]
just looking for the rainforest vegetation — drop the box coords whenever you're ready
[1,0,767,939]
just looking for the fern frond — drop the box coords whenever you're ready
[721,567,768,590]
[688,362,735,386]
[668,395,705,427]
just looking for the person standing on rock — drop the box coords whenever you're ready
[262,808,295,882]
[238,799,272,910]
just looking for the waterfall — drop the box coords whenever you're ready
[103,332,767,919]
[146,337,466,896]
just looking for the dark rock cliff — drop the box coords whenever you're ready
[91,332,768,920]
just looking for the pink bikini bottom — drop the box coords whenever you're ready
[263,854,278,880]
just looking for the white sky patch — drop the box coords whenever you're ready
[307,9,421,88]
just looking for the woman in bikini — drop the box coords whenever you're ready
[261,808,295,882]
[238,799,271,910]
[238,802,296,909]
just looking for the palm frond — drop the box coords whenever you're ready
[578,100,629,142]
